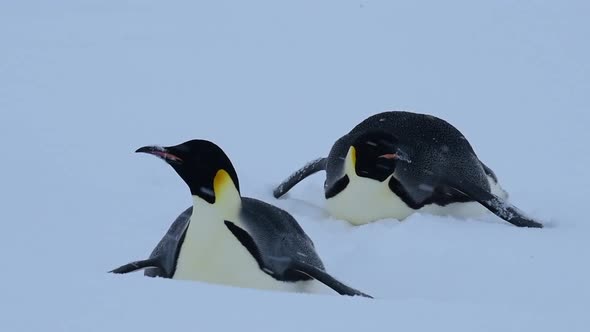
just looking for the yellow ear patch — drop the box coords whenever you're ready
[213,169,232,196]
[344,146,357,175]
[350,146,357,167]
[212,169,241,209]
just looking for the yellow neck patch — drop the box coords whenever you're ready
[344,146,357,175]
[211,169,241,210]
[213,169,233,197]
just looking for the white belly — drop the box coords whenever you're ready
[326,174,506,225]
[173,199,318,293]
[326,175,415,225]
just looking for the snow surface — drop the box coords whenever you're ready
[1,0,589,331]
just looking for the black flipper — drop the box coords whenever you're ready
[224,220,265,271]
[273,158,327,198]
[144,207,192,278]
[444,177,543,228]
[224,220,372,298]
[270,256,373,298]
[109,257,161,274]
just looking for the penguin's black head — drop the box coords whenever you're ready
[136,139,240,204]
[351,130,410,182]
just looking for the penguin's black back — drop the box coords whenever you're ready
[239,197,325,281]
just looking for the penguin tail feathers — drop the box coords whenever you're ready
[444,177,544,228]
[270,256,373,299]
[273,158,327,198]
[109,257,161,274]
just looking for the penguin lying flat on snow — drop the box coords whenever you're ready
[111,139,372,298]
[274,111,543,228]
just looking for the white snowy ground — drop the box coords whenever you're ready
[1,1,589,331]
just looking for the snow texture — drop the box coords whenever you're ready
[1,0,589,331]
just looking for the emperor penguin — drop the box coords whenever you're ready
[273,111,543,228]
[110,139,372,298]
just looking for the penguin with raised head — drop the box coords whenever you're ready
[274,111,543,228]
[111,139,371,298]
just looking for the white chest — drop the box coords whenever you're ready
[325,175,415,225]
[325,173,503,225]
[173,198,316,293]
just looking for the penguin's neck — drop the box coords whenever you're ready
[181,193,239,250]
[187,169,242,227]
[172,180,242,279]
[189,179,242,230]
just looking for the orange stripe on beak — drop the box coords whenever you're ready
[378,153,397,160]
[151,151,183,163]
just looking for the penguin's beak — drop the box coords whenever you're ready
[379,149,411,163]
[136,145,183,164]
[378,153,398,160]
